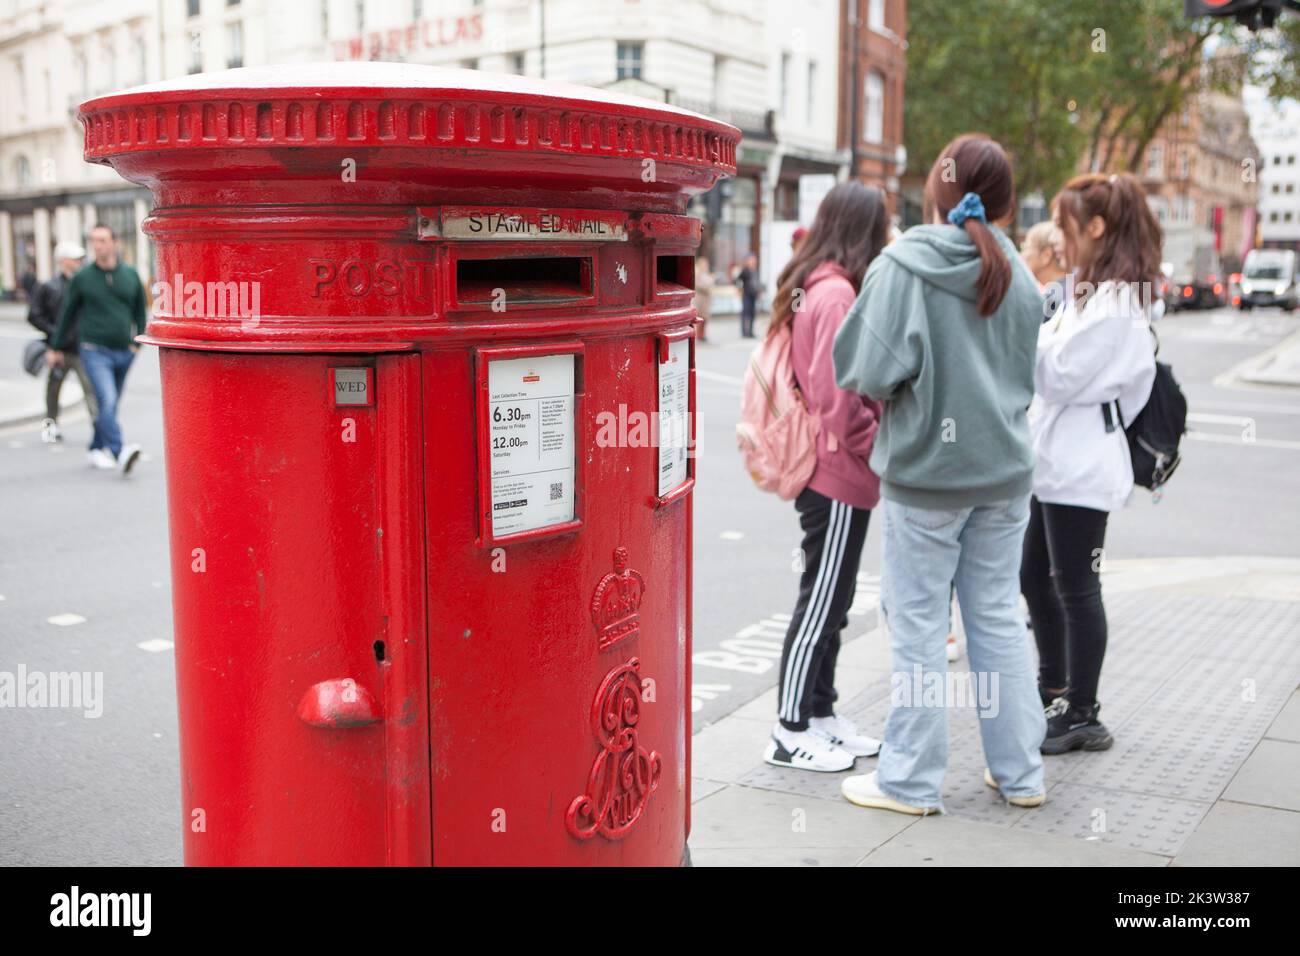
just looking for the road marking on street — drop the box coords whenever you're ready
[8,441,25,448]
[137,639,174,653]
[1186,431,1300,450]
[1183,329,1263,343]
[1196,400,1300,416]
[690,573,881,714]
[720,530,745,540]
[1189,412,1254,427]
[47,613,86,626]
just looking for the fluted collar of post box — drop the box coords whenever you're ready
[78,62,740,191]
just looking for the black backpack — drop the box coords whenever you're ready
[1105,349,1187,491]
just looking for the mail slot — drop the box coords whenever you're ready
[454,254,593,304]
[79,62,738,866]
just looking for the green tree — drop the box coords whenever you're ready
[904,0,1096,204]
[904,0,1300,208]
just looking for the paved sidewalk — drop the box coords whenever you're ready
[690,557,1300,866]
[1223,327,1300,387]
[0,302,89,429]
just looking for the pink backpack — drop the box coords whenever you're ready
[736,324,821,500]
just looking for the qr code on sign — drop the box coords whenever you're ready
[549,481,564,501]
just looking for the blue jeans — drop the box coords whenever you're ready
[80,343,135,459]
[876,495,1046,810]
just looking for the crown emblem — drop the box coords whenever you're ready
[590,547,645,651]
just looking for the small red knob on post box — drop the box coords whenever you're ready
[79,63,738,867]
[297,679,382,729]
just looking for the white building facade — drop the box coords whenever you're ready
[2,0,872,298]
[0,0,160,289]
[1251,96,1300,253]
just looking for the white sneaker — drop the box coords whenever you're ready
[41,418,62,443]
[808,714,881,757]
[946,634,961,662]
[763,723,854,773]
[118,443,141,477]
[983,768,1046,808]
[87,449,116,470]
[841,771,938,815]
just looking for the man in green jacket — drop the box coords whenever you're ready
[47,223,146,475]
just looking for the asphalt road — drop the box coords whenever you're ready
[1,303,1297,865]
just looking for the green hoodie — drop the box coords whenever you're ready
[832,224,1042,510]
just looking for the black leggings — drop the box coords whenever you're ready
[1020,496,1109,711]
[776,488,870,731]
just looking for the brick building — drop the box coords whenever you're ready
[1138,88,1260,278]
[837,0,908,206]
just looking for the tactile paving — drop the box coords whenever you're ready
[1015,781,1210,856]
[726,593,1300,858]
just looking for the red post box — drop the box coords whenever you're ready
[79,64,738,866]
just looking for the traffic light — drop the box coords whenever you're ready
[1184,0,1300,29]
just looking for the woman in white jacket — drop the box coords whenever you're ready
[1022,172,1159,754]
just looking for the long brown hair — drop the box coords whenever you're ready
[768,181,888,338]
[925,133,1017,316]
[1053,172,1163,298]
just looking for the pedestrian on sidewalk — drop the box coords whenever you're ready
[19,265,37,302]
[694,255,714,344]
[46,223,146,476]
[28,241,98,443]
[1020,220,1068,322]
[1021,172,1159,755]
[832,133,1048,815]
[735,253,761,339]
[762,182,890,773]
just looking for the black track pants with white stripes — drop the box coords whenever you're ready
[777,487,871,731]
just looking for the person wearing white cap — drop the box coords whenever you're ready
[27,240,96,444]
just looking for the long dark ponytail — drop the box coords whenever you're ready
[924,133,1017,317]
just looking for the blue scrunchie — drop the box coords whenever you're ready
[947,192,987,227]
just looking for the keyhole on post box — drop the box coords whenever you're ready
[373,640,386,663]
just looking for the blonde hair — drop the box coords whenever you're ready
[1021,220,1057,258]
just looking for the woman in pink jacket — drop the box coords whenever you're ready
[764,182,890,773]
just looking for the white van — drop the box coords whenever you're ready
[1240,249,1297,311]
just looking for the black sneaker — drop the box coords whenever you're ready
[1042,700,1113,754]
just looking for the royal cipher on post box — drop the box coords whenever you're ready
[78,63,738,866]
